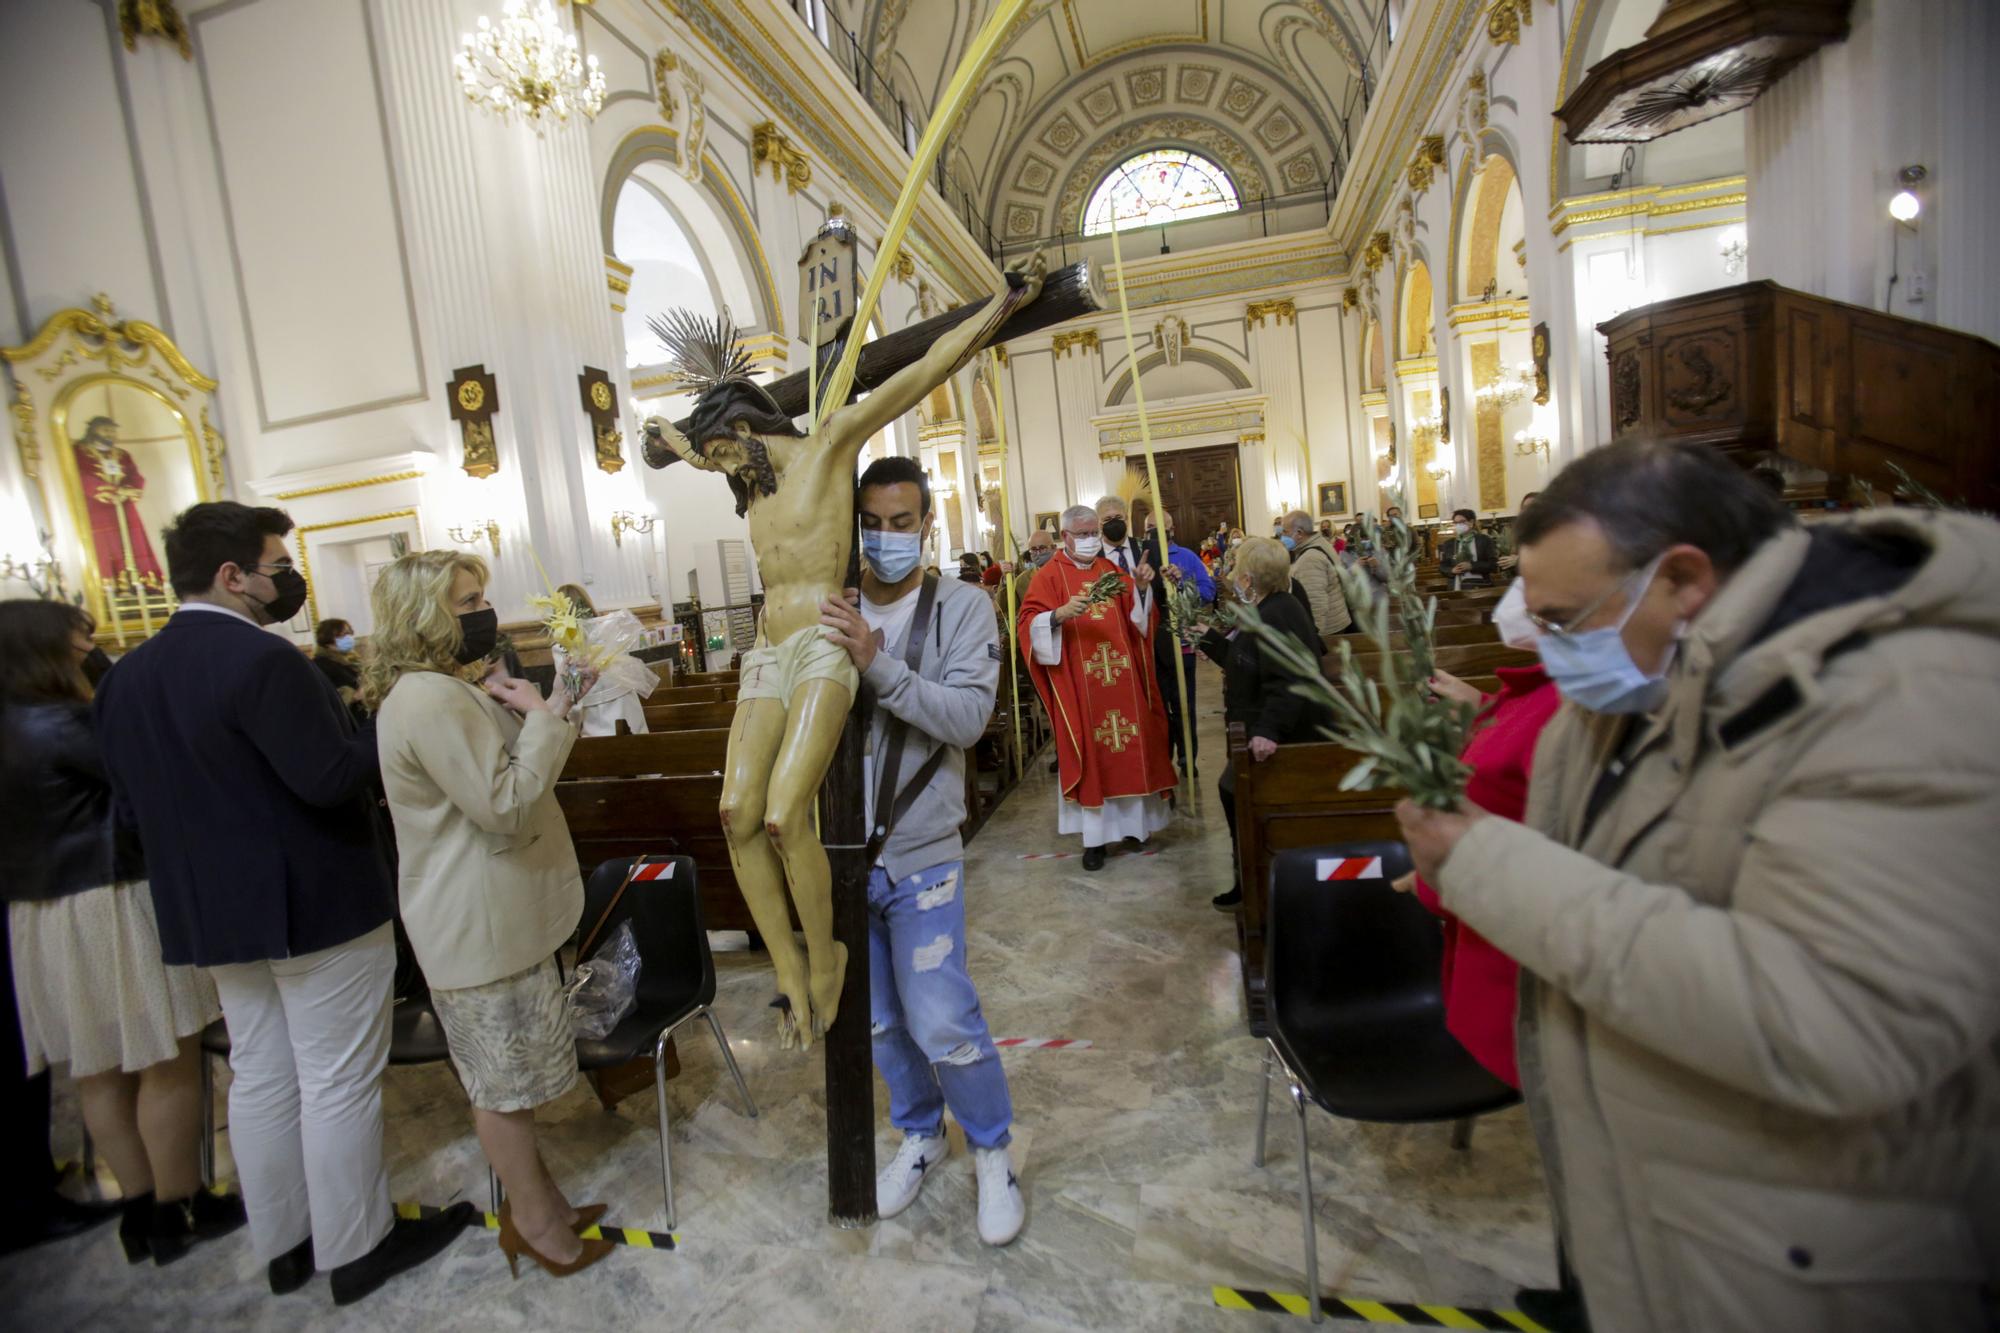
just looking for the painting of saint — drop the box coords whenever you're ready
[72,415,164,582]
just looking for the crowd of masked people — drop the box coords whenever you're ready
[1206,441,1998,1331]
[0,500,624,1300]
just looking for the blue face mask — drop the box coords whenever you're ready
[1279,534,1297,551]
[333,634,356,653]
[861,528,924,583]
[1535,554,1678,715]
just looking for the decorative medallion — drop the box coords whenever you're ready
[1176,65,1219,104]
[1017,152,1058,197]
[580,366,624,474]
[448,364,501,478]
[1662,333,1737,419]
[1039,112,1084,155]
[589,381,613,412]
[1280,149,1322,189]
[456,378,486,413]
[1005,203,1042,238]
[1125,66,1166,107]
[1218,75,1268,124]
[1256,108,1302,151]
[1079,81,1121,126]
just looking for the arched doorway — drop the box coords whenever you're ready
[1398,259,1445,519]
[1454,153,1542,512]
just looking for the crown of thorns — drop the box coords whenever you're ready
[646,308,752,396]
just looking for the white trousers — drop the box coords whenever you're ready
[209,922,395,1269]
[1056,790,1172,846]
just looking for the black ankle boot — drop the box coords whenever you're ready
[118,1192,155,1264]
[149,1190,248,1266]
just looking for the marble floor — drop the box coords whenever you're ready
[0,660,1558,1330]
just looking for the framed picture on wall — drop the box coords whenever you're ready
[1033,511,1060,531]
[1315,481,1347,517]
[1417,502,1441,520]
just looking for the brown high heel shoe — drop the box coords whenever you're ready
[571,1204,609,1233]
[496,1201,614,1279]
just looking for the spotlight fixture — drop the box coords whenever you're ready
[1889,164,1926,223]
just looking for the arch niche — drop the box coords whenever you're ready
[601,135,781,623]
[1359,317,1393,491]
[1398,258,1443,516]
[1454,152,1538,511]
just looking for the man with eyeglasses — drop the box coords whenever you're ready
[1395,441,2000,1333]
[97,502,473,1305]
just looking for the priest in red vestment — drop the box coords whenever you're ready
[1017,504,1176,870]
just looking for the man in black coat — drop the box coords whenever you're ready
[96,502,471,1304]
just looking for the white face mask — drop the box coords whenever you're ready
[1068,534,1102,561]
[1454,522,1472,535]
[1492,580,1540,651]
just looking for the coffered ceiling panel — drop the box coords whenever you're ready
[862,0,1377,244]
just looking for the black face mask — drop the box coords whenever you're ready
[454,607,499,665]
[82,646,114,687]
[244,567,309,625]
[1101,517,1128,545]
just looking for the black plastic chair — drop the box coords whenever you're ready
[198,996,452,1188]
[575,854,756,1231]
[1255,841,1520,1323]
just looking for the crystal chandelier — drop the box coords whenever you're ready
[456,1,605,131]
[1408,410,1443,453]
[1475,363,1536,412]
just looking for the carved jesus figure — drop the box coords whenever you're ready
[642,254,1045,1049]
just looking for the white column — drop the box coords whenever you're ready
[1246,306,1307,516]
[1054,335,1103,504]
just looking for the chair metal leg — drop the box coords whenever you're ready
[489,1168,503,1217]
[1451,1116,1474,1151]
[654,1031,676,1233]
[700,1008,758,1119]
[1292,1083,1323,1325]
[199,1053,215,1189]
[1252,1045,1274,1168]
[81,1128,96,1192]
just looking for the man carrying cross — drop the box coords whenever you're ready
[1017,505,1176,870]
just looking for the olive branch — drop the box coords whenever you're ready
[1229,515,1475,809]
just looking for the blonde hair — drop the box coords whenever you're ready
[556,582,596,617]
[360,549,490,710]
[1232,536,1292,599]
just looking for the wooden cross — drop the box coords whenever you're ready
[1084,642,1129,687]
[1094,711,1139,753]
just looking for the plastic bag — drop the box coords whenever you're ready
[556,609,659,707]
[565,920,641,1039]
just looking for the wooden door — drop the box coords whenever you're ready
[1127,443,1241,544]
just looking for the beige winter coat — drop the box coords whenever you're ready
[1288,533,1352,635]
[1434,508,2000,1333]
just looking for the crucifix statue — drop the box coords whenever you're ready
[641,252,1047,1050]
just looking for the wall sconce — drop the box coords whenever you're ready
[449,518,501,557]
[1888,165,1925,224]
[1514,429,1552,459]
[0,530,68,601]
[610,509,657,547]
[1717,225,1748,278]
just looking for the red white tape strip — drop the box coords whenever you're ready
[1017,849,1159,860]
[1315,856,1384,881]
[632,860,676,881]
[993,1038,1094,1050]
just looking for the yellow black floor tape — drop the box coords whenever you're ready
[1212,1286,1548,1329]
[394,1202,677,1252]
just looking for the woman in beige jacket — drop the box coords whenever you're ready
[365,551,610,1279]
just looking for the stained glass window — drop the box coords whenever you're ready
[1081,149,1242,237]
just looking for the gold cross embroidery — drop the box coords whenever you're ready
[1094,711,1139,753]
[1086,602,1109,621]
[1084,642,1129,687]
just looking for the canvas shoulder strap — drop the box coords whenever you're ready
[864,573,941,862]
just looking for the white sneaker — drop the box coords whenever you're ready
[877,1133,947,1219]
[973,1146,1025,1246]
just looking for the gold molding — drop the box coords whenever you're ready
[1486,0,1533,46]
[294,508,418,628]
[1360,389,1390,411]
[3,294,218,393]
[751,121,812,193]
[1446,298,1531,329]
[1552,175,1746,215]
[1342,287,1361,311]
[1555,214,1744,253]
[1244,298,1297,330]
[1059,0,1208,69]
[1395,355,1440,381]
[9,381,37,478]
[1052,329,1100,359]
[1362,231,1392,274]
[120,0,192,60]
[1551,189,1747,236]
[274,469,422,502]
[893,253,915,282]
[1408,135,1446,193]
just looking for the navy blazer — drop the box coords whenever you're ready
[95,608,394,967]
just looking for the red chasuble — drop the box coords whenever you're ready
[1017,555,1176,809]
[73,442,164,582]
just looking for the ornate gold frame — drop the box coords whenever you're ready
[2,294,226,641]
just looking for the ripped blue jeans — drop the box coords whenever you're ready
[868,860,1012,1150]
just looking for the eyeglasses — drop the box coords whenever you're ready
[240,561,295,575]
[1526,557,1660,639]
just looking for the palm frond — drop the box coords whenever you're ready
[646,308,752,396]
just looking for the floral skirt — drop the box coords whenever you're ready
[429,956,579,1112]
[9,882,219,1079]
